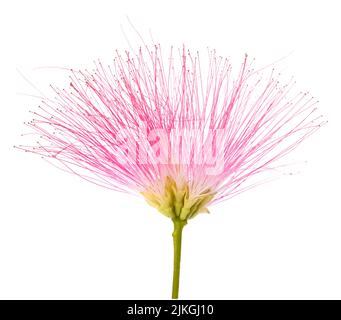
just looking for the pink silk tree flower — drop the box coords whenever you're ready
[17,45,324,299]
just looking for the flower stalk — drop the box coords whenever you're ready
[172,217,187,299]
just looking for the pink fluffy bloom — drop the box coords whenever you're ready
[19,45,322,217]
[18,45,323,298]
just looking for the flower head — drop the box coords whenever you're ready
[19,45,323,219]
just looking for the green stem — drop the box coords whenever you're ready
[171,217,187,299]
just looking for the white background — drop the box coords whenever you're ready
[1,0,340,299]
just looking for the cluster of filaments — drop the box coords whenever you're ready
[18,45,324,218]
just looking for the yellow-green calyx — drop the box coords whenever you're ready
[141,176,215,220]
